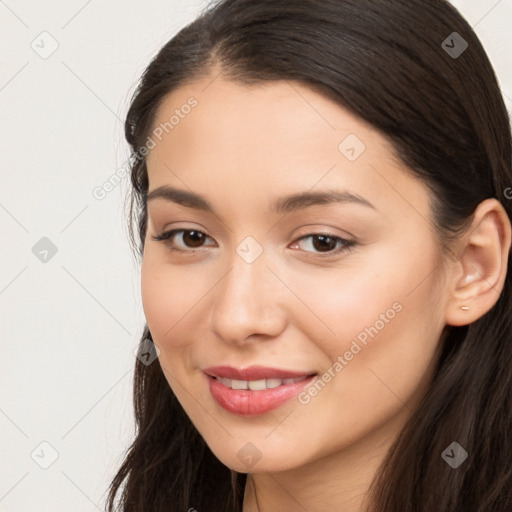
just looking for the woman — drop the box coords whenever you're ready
[106,0,512,510]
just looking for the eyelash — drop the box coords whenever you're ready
[151,228,356,258]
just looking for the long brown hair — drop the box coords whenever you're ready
[105,1,512,510]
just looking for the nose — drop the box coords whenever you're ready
[209,247,287,346]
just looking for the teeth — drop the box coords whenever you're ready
[266,379,282,389]
[216,375,309,390]
[248,379,266,391]
[231,379,248,390]
[220,377,233,388]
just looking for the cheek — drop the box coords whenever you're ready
[140,255,200,351]
[288,241,444,390]
[290,239,443,355]
[298,254,443,416]
[140,256,204,402]
[281,269,444,463]
[278,259,402,353]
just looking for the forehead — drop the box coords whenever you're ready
[145,77,430,222]
[147,77,378,163]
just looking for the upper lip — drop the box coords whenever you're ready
[202,365,316,381]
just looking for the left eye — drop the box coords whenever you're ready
[151,229,355,256]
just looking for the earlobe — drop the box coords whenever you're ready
[445,198,511,327]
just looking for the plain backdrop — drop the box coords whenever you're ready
[1,1,511,510]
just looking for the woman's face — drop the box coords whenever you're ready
[141,76,451,473]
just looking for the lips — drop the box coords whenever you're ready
[202,365,318,416]
[202,365,316,381]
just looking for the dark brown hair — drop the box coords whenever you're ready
[105,0,512,510]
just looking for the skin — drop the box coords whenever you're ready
[140,75,511,512]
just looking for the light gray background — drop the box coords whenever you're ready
[1,1,511,510]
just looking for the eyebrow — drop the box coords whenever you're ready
[146,185,376,214]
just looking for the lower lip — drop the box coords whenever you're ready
[205,373,317,416]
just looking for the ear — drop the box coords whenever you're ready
[444,198,511,327]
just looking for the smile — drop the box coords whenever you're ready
[204,372,317,416]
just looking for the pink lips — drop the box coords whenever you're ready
[203,365,317,416]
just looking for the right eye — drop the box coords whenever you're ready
[151,229,216,252]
